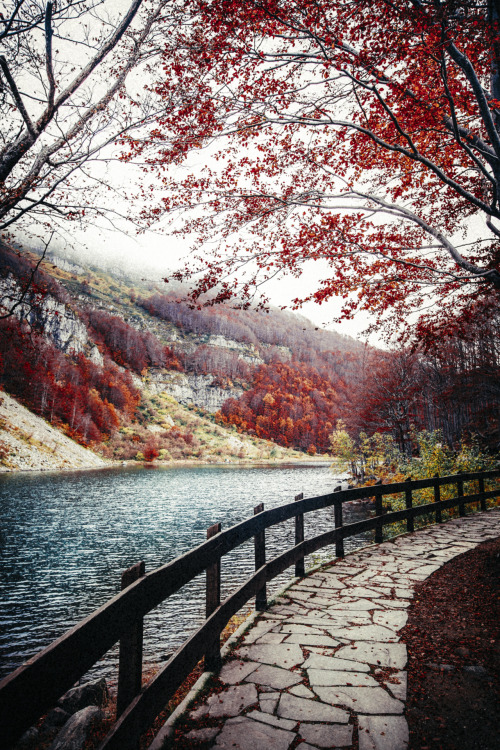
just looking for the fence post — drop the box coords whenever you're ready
[117,561,145,721]
[294,492,305,577]
[433,474,442,524]
[254,504,267,610]
[333,486,344,558]
[405,477,414,533]
[479,475,486,511]
[205,523,222,671]
[374,481,383,543]
[457,475,465,517]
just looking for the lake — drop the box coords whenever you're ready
[0,464,371,682]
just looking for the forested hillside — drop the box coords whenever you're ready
[0,241,498,466]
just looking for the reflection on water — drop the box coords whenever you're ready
[0,464,370,680]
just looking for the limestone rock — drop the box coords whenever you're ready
[49,706,103,750]
[58,678,108,714]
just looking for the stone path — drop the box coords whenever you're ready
[168,509,500,750]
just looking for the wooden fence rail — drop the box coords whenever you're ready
[1,469,499,750]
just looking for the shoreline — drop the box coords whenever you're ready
[0,455,334,474]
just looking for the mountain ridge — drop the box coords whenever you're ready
[0,240,365,468]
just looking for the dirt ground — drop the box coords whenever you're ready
[401,535,500,750]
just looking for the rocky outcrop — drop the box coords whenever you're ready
[146,371,244,412]
[14,677,108,750]
[205,335,265,365]
[49,706,103,750]
[0,275,88,354]
[57,678,108,715]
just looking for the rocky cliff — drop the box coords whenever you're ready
[0,275,89,354]
[146,370,244,412]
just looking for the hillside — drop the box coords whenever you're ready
[0,241,365,468]
[0,391,106,472]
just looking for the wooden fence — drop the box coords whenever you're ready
[1,469,499,750]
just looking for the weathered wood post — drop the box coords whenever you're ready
[405,476,414,533]
[254,504,267,610]
[479,475,486,511]
[294,492,305,577]
[333,486,344,558]
[457,474,465,517]
[433,474,442,524]
[117,561,145,721]
[205,523,222,671]
[374,480,383,544]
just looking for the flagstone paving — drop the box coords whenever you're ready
[171,509,500,750]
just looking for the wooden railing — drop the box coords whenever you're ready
[1,469,499,750]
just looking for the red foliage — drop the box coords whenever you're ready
[0,317,140,444]
[143,441,160,462]
[217,360,341,452]
[130,0,500,343]
[85,307,183,374]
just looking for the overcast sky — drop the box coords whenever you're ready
[60,217,384,346]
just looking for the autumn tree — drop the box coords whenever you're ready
[217,359,342,451]
[350,349,424,455]
[0,0,185,251]
[133,0,500,340]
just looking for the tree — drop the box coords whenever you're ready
[0,0,179,242]
[351,348,424,454]
[137,0,500,339]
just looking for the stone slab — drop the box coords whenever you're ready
[315,686,404,714]
[308,669,378,687]
[277,693,349,724]
[384,670,407,700]
[335,642,407,669]
[289,684,316,699]
[191,684,258,719]
[245,663,302,690]
[339,586,383,598]
[320,612,373,626]
[259,693,280,714]
[302,653,370,672]
[246,710,296,731]
[327,598,377,610]
[326,625,398,642]
[255,633,287,644]
[299,722,354,748]
[358,714,409,750]
[279,624,325,635]
[284,633,339,647]
[372,610,408,631]
[239,643,305,669]
[242,619,282,645]
[219,660,259,685]
[184,727,220,742]
[214,716,295,750]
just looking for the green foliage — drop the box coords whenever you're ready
[396,430,496,480]
[384,430,498,536]
[331,425,498,537]
[329,420,401,482]
[331,424,496,485]
[329,420,359,475]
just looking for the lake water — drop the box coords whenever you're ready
[0,464,371,682]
